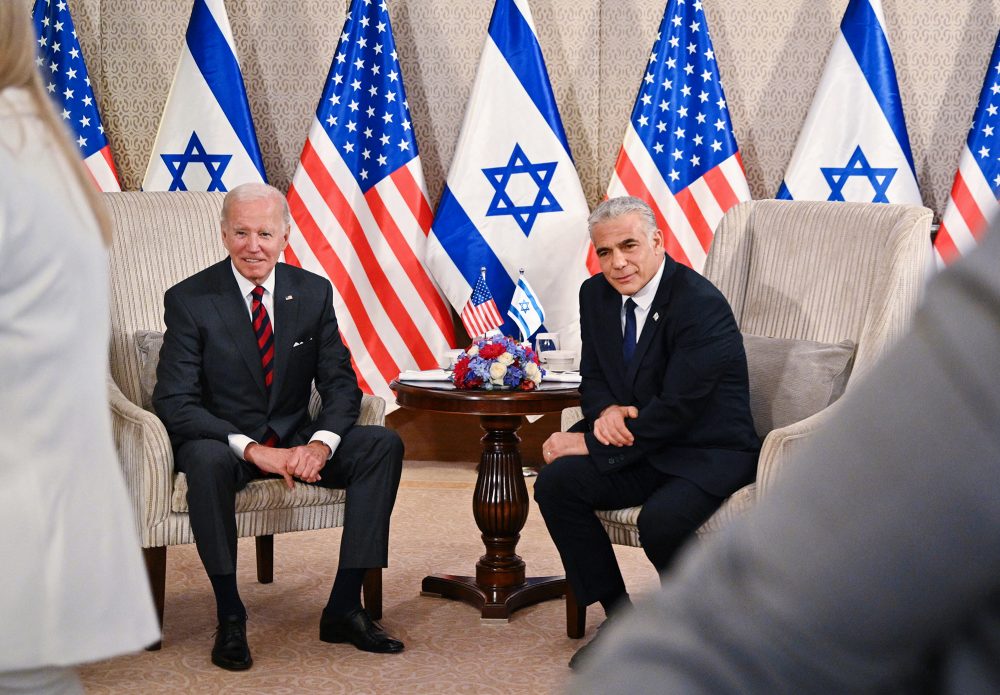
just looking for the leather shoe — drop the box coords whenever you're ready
[211,615,253,671]
[320,607,404,653]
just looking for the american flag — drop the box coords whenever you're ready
[462,269,503,339]
[284,0,454,405]
[933,30,1000,267]
[31,0,120,192]
[606,0,749,272]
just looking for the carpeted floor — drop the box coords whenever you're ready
[79,461,660,694]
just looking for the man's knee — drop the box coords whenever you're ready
[350,426,403,476]
[176,439,240,487]
[533,459,574,507]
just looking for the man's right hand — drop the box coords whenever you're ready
[594,405,639,447]
[243,442,295,489]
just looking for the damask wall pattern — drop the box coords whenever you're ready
[68,0,998,218]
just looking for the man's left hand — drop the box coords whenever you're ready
[541,432,587,465]
[287,441,329,483]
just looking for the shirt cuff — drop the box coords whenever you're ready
[310,430,341,460]
[228,433,255,460]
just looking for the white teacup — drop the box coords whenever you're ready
[542,349,575,372]
[439,349,465,370]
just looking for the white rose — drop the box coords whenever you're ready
[497,351,515,366]
[524,361,540,379]
[489,362,507,384]
[467,345,479,356]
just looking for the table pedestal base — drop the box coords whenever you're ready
[421,574,566,622]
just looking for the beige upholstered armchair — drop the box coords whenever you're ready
[105,191,382,646]
[561,199,932,637]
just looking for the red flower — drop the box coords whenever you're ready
[478,342,505,359]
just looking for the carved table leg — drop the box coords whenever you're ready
[421,414,566,621]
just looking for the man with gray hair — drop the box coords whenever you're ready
[154,183,404,671]
[535,196,759,668]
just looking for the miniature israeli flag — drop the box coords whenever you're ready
[425,0,591,357]
[777,0,920,204]
[142,0,265,191]
[507,270,545,341]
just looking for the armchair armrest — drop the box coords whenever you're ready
[755,399,844,496]
[107,375,174,537]
[357,393,386,427]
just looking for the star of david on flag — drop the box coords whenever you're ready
[142,0,265,191]
[282,0,454,407]
[32,0,120,191]
[777,0,920,205]
[507,270,545,341]
[425,0,591,357]
[607,0,750,273]
[933,30,1000,267]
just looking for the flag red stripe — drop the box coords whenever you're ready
[613,148,693,267]
[673,187,713,254]
[299,140,437,371]
[364,186,455,344]
[933,223,961,266]
[950,171,988,241]
[283,244,301,266]
[287,181,401,386]
[99,145,121,188]
[701,162,739,214]
[390,166,435,235]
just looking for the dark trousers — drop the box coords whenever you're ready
[533,454,723,607]
[175,425,403,577]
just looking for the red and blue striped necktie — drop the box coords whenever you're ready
[251,286,279,447]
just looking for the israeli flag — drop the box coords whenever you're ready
[507,271,545,342]
[777,0,920,204]
[425,0,591,357]
[142,0,265,191]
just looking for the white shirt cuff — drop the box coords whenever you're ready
[310,430,341,460]
[228,433,255,460]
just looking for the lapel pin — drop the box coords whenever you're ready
[653,312,659,321]
[285,295,294,301]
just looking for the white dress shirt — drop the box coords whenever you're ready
[620,256,667,344]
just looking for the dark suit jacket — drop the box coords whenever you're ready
[577,256,759,497]
[153,259,361,450]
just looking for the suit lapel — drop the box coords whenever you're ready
[210,261,267,398]
[624,258,675,388]
[269,264,299,411]
[593,281,630,403]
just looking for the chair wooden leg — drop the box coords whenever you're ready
[363,568,383,620]
[256,535,274,584]
[566,581,586,639]
[142,546,166,650]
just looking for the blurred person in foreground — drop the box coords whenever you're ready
[535,196,759,669]
[570,216,1000,692]
[0,3,159,694]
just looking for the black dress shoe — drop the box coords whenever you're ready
[319,607,404,653]
[211,615,253,671]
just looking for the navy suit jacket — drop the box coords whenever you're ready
[153,259,361,450]
[577,256,759,497]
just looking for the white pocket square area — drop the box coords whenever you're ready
[292,338,313,348]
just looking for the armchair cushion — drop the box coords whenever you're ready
[134,329,164,412]
[743,333,855,437]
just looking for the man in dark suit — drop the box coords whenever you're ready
[534,196,759,668]
[153,183,404,671]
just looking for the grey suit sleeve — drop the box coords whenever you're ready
[153,288,240,443]
[571,231,1000,693]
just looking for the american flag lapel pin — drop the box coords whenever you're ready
[285,295,294,301]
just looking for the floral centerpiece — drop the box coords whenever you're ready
[452,335,545,391]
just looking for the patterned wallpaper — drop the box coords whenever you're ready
[70,0,999,217]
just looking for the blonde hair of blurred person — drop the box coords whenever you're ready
[0,0,110,245]
[0,4,159,694]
